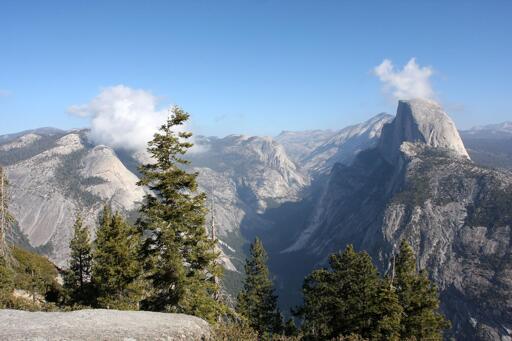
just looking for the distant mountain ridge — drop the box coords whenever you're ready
[1,103,511,340]
[0,112,390,281]
[460,121,512,171]
[264,99,512,340]
[276,113,393,176]
[463,121,512,138]
[0,129,145,266]
[0,127,64,144]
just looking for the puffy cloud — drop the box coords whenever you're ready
[373,58,435,101]
[68,85,175,152]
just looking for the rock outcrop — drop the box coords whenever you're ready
[277,113,393,175]
[276,129,337,162]
[379,99,470,163]
[187,134,310,275]
[0,309,210,341]
[275,100,512,340]
[3,101,511,340]
[0,130,144,266]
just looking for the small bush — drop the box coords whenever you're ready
[211,322,258,341]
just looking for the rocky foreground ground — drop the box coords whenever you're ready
[0,309,211,341]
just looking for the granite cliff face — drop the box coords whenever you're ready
[0,117,388,281]
[186,134,310,278]
[278,113,393,175]
[190,134,307,213]
[277,99,512,340]
[185,119,393,282]
[0,130,144,266]
[2,101,511,339]
[378,99,470,163]
[275,129,337,163]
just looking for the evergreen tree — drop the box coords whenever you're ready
[237,237,283,337]
[92,205,142,309]
[0,166,14,263]
[63,215,94,306]
[0,256,14,307]
[372,279,402,341]
[394,241,449,340]
[137,106,223,322]
[0,166,14,306]
[284,318,299,337]
[300,245,401,341]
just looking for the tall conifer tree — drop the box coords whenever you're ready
[393,240,449,340]
[372,279,402,341]
[0,167,14,307]
[0,256,14,307]
[300,245,402,341]
[92,206,142,309]
[137,106,223,322]
[237,237,283,336]
[63,215,94,306]
[0,166,13,263]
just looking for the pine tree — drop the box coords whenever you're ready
[137,106,223,322]
[300,245,401,341]
[0,166,14,263]
[92,206,142,309]
[394,240,450,340]
[63,215,94,306]
[372,279,402,341]
[237,237,283,337]
[0,166,14,307]
[284,318,299,337]
[0,256,14,307]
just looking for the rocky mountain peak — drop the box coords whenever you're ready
[464,121,512,138]
[379,99,470,163]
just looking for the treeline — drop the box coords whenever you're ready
[60,106,225,322]
[0,107,449,340]
[229,238,449,341]
[1,107,224,322]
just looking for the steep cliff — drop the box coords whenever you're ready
[278,99,512,340]
[0,130,144,266]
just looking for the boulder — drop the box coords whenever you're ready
[0,309,211,341]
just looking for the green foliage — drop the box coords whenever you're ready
[0,257,14,307]
[393,241,450,341]
[331,335,369,341]
[299,245,401,341]
[0,166,15,262]
[211,321,303,341]
[0,245,63,310]
[392,150,453,207]
[237,237,283,336]
[373,279,402,341]
[92,205,143,309]
[63,215,94,306]
[211,321,259,341]
[137,106,224,322]
[11,246,60,299]
[465,184,512,227]
[284,318,299,337]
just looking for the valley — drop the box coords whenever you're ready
[1,100,511,340]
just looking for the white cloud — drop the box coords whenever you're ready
[68,85,174,152]
[373,58,435,101]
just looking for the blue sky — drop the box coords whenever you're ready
[1,0,511,138]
